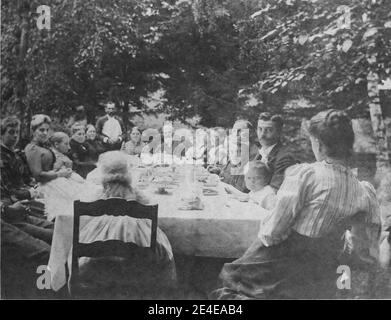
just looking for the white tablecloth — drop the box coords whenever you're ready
[47,182,269,291]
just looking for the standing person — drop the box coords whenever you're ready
[69,124,96,178]
[66,105,88,132]
[95,102,125,151]
[210,109,381,300]
[84,124,105,163]
[121,126,144,156]
[254,112,298,191]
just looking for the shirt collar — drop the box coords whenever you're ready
[258,143,277,160]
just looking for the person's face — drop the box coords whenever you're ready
[310,135,323,161]
[245,168,266,191]
[130,129,141,143]
[56,136,70,154]
[257,120,280,147]
[76,107,85,117]
[33,123,50,144]
[105,103,115,116]
[72,130,86,143]
[2,126,19,148]
[86,127,96,140]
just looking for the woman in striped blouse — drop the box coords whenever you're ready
[210,109,381,299]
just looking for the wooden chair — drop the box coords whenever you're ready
[69,198,158,298]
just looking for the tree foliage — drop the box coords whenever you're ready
[1,0,390,134]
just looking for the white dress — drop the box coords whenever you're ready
[248,185,277,210]
[24,143,101,221]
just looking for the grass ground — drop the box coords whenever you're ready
[2,256,390,300]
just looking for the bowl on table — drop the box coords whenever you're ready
[151,176,176,194]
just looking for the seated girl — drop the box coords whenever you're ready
[224,161,276,210]
[50,132,84,184]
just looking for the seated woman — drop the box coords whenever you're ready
[69,124,96,178]
[77,151,177,292]
[84,124,105,164]
[210,109,381,300]
[24,115,92,221]
[121,126,144,156]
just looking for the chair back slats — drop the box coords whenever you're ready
[76,240,155,260]
[70,199,158,296]
[74,198,158,219]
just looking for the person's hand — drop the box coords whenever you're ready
[224,185,243,196]
[207,165,221,175]
[224,185,234,194]
[253,159,265,167]
[5,201,29,221]
[57,168,72,178]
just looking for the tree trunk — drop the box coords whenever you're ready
[16,0,30,139]
[366,70,390,183]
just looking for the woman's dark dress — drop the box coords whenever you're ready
[69,139,96,178]
[84,139,105,163]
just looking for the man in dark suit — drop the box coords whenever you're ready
[95,102,125,151]
[253,112,298,191]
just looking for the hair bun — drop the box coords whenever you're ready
[325,110,351,131]
[308,109,354,159]
[102,173,131,186]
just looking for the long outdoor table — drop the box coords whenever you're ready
[47,182,269,291]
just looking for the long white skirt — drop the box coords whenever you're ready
[39,173,102,221]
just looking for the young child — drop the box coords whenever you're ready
[50,132,84,183]
[225,161,276,210]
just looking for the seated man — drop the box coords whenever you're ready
[253,112,299,191]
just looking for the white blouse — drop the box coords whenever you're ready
[258,161,381,248]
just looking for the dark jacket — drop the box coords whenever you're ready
[253,141,299,190]
[69,139,96,178]
[84,139,106,163]
[0,144,33,201]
